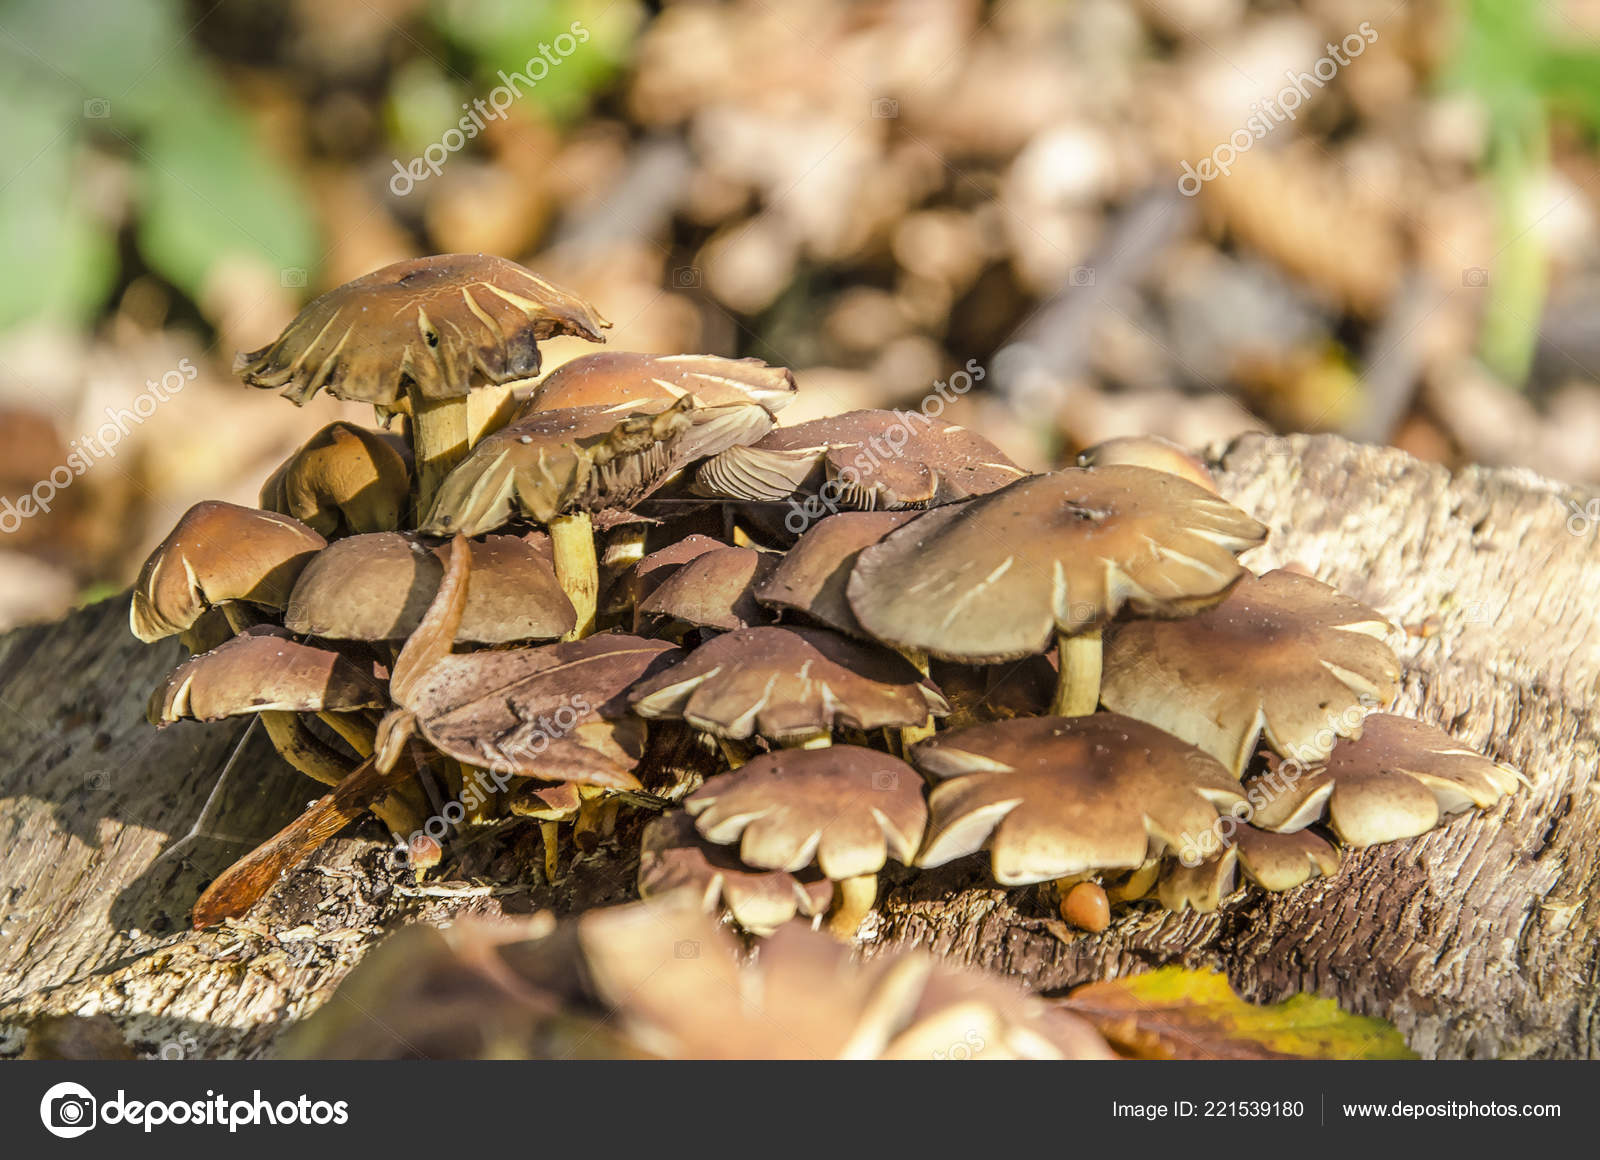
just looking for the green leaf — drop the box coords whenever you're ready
[135,96,318,301]
[1062,966,1417,1060]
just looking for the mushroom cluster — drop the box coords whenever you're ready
[130,255,1524,939]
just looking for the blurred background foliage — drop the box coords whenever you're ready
[2,0,1600,630]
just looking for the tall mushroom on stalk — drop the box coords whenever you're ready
[908,715,1248,928]
[1100,569,1401,776]
[234,253,610,512]
[683,745,928,936]
[847,467,1267,716]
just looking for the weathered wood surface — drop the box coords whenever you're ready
[1,433,1596,1059]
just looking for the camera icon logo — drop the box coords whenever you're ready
[82,98,111,119]
[673,939,700,959]
[672,266,702,289]
[870,770,899,791]
[40,1081,97,1138]
[1069,266,1096,287]
[1462,267,1489,287]
[871,97,899,118]
[281,268,308,289]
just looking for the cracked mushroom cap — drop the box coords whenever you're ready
[1248,714,1524,847]
[910,714,1248,885]
[1078,435,1218,493]
[394,634,680,788]
[148,626,385,723]
[525,351,796,418]
[417,399,728,536]
[284,531,575,643]
[234,253,609,406]
[130,502,326,642]
[628,625,949,742]
[846,466,1268,664]
[635,544,779,636]
[1100,569,1400,776]
[754,510,918,637]
[693,409,1027,510]
[638,811,832,935]
[685,746,928,880]
[258,421,410,538]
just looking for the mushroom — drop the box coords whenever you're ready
[693,409,1027,511]
[634,544,779,637]
[605,533,727,624]
[847,466,1267,716]
[523,350,796,419]
[147,625,423,841]
[1247,714,1524,846]
[909,715,1248,917]
[627,625,949,752]
[1077,435,1219,493]
[637,811,832,935]
[1100,569,1400,776]
[234,253,609,509]
[283,531,575,644]
[753,510,918,638]
[1156,824,1341,912]
[258,420,411,537]
[416,399,728,637]
[130,501,326,643]
[684,745,928,936]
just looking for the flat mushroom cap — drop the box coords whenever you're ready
[234,253,609,405]
[1158,849,1238,913]
[258,421,410,538]
[396,633,680,788]
[614,534,727,614]
[1100,569,1400,775]
[149,626,385,723]
[693,409,1028,509]
[754,510,918,637]
[910,714,1248,885]
[637,812,832,936]
[130,501,326,642]
[685,746,928,880]
[525,351,796,417]
[417,400,724,536]
[1233,825,1340,891]
[635,545,778,635]
[284,531,575,643]
[1078,435,1218,493]
[627,625,949,741]
[1248,714,1524,847]
[847,466,1268,664]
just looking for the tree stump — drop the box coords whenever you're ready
[2,434,1596,1059]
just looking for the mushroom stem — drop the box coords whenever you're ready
[549,510,599,640]
[573,792,608,852]
[262,711,423,840]
[895,646,937,751]
[1053,628,1103,716]
[715,736,746,769]
[789,732,833,749]
[317,711,375,758]
[826,874,878,939]
[405,384,471,514]
[220,603,260,635]
[538,820,562,883]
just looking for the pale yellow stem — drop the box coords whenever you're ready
[826,874,878,939]
[550,510,599,640]
[406,384,470,514]
[1053,628,1102,716]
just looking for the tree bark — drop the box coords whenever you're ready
[2,434,1597,1059]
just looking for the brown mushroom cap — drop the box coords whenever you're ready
[416,400,722,536]
[525,351,796,417]
[395,633,681,788]
[638,811,832,935]
[628,625,949,741]
[283,531,575,643]
[1100,569,1400,776]
[234,254,609,406]
[910,714,1248,884]
[847,466,1268,664]
[613,534,728,615]
[130,501,326,642]
[635,544,778,636]
[1078,435,1218,493]
[258,421,410,538]
[1157,848,1238,913]
[1233,825,1340,891]
[754,510,918,636]
[693,409,1027,509]
[685,746,928,879]
[148,626,385,723]
[1248,714,1524,847]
